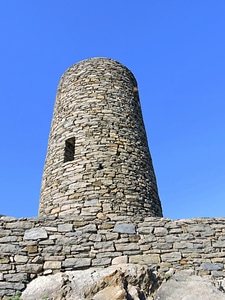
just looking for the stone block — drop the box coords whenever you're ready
[79,224,97,233]
[94,241,115,252]
[174,242,193,249]
[211,258,225,263]
[152,242,172,250]
[113,223,136,234]
[27,245,38,253]
[129,254,160,264]
[92,257,111,266]
[98,223,115,230]
[96,252,122,258]
[14,255,28,263]
[4,273,28,282]
[115,243,139,251]
[161,252,181,262]
[112,255,128,265]
[45,226,58,232]
[58,224,73,232]
[105,232,119,241]
[44,261,61,269]
[51,207,60,214]
[89,234,102,242]
[0,244,19,254]
[0,236,17,243]
[17,264,43,274]
[0,263,11,271]
[138,227,154,234]
[81,207,101,215]
[154,227,168,236]
[0,257,10,263]
[0,281,25,290]
[84,199,99,206]
[24,228,48,240]
[63,258,91,269]
[201,263,224,271]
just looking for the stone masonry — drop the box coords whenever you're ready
[1,216,225,297]
[39,57,162,218]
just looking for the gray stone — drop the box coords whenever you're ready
[0,236,17,243]
[0,243,19,254]
[79,224,97,233]
[84,199,99,206]
[92,257,112,266]
[213,241,225,247]
[174,241,194,249]
[161,252,181,262]
[113,223,136,234]
[96,251,122,258]
[57,223,73,232]
[115,243,139,251]
[17,263,43,274]
[154,227,168,236]
[0,281,25,290]
[0,263,11,271]
[155,270,225,300]
[24,228,48,240]
[4,273,28,282]
[94,241,115,252]
[137,226,154,234]
[152,242,173,250]
[201,263,224,271]
[63,258,91,268]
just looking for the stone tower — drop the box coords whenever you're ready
[39,57,162,219]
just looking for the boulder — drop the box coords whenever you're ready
[22,264,160,300]
[21,265,225,300]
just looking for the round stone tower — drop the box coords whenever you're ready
[39,57,162,218]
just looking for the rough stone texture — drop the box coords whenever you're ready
[1,216,225,296]
[22,264,162,300]
[21,265,225,300]
[23,228,48,240]
[39,57,162,218]
[113,223,136,234]
[154,270,225,300]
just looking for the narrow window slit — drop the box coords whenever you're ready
[64,137,75,162]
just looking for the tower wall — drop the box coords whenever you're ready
[39,58,162,218]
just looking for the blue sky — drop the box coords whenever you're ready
[0,1,224,219]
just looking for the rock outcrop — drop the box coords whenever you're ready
[155,269,225,300]
[22,264,161,300]
[21,264,225,300]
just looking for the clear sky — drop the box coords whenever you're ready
[0,1,224,220]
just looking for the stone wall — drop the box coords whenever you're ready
[1,215,225,297]
[39,57,162,218]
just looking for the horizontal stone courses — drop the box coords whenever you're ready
[1,215,225,296]
[39,58,162,219]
